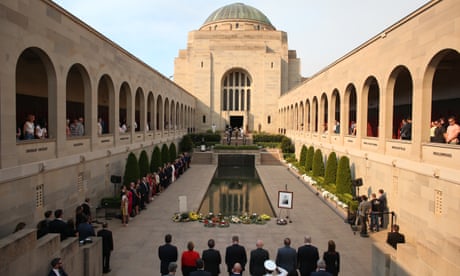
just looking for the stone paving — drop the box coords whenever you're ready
[106,164,375,275]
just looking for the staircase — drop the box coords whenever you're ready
[191,152,213,164]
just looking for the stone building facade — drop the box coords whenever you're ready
[174,3,301,133]
[1,0,460,275]
[0,0,196,239]
[278,0,460,275]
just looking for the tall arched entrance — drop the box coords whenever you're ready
[221,69,252,131]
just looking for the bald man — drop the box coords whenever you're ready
[250,240,270,276]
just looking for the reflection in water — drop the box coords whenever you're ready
[198,166,275,217]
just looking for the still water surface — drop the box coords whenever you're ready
[198,166,275,217]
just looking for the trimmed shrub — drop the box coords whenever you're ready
[123,152,140,187]
[312,149,325,177]
[161,144,169,165]
[281,136,295,153]
[305,146,314,171]
[169,142,177,162]
[179,135,193,152]
[324,152,338,185]
[138,150,150,178]
[299,145,307,166]
[150,146,162,172]
[336,156,353,195]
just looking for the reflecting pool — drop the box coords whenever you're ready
[198,165,275,217]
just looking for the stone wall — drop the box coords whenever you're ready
[0,229,102,276]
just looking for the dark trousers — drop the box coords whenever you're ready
[103,252,111,272]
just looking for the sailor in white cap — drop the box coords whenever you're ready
[263,260,288,276]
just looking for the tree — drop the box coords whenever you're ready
[138,150,150,177]
[305,146,315,172]
[312,149,325,177]
[179,135,193,152]
[299,145,307,166]
[161,144,169,165]
[150,146,162,172]
[324,152,338,185]
[281,136,294,153]
[169,142,177,163]
[336,156,353,195]
[123,152,140,187]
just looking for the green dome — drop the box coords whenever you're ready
[203,3,274,28]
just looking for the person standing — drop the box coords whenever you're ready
[310,260,332,276]
[202,239,222,276]
[378,189,388,229]
[48,209,70,241]
[48,257,68,276]
[444,115,460,144]
[275,238,297,276]
[225,235,247,276]
[370,193,381,232]
[297,236,319,276]
[97,222,114,274]
[190,259,212,276]
[249,239,269,276]
[159,234,178,275]
[322,240,340,276]
[36,210,53,239]
[77,215,95,242]
[181,241,200,276]
[358,195,371,237]
[23,114,35,140]
[164,262,178,276]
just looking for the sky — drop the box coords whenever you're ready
[53,0,429,78]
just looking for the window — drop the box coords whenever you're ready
[268,116,271,124]
[221,70,252,112]
[202,115,206,124]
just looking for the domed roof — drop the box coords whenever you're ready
[203,3,274,28]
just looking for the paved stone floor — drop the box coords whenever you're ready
[106,164,375,275]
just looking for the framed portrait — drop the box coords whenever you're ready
[278,191,293,209]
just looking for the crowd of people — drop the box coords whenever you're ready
[119,152,191,226]
[158,234,340,276]
[354,189,406,249]
[430,115,460,144]
[34,198,114,274]
[17,114,48,140]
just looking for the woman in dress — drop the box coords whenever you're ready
[121,187,129,226]
[323,240,340,276]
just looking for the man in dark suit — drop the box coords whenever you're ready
[202,239,222,276]
[386,224,405,249]
[48,257,68,276]
[225,235,247,276]
[297,236,319,276]
[97,222,114,273]
[190,259,211,276]
[249,239,269,276]
[159,234,178,275]
[48,209,69,241]
[275,237,297,276]
[77,215,95,241]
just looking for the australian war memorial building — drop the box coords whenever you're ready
[174,3,301,133]
[1,0,460,275]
